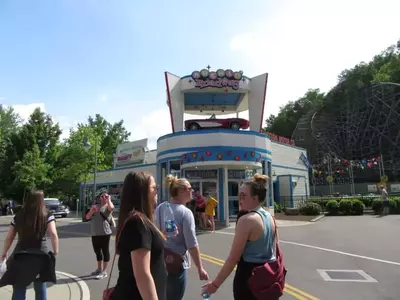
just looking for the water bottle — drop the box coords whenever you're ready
[163,203,178,238]
[201,283,211,299]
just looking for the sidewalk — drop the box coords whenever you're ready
[0,271,90,300]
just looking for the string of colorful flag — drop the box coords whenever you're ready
[312,155,381,176]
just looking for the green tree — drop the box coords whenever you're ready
[13,144,52,198]
[0,106,21,197]
[0,108,61,200]
[265,39,400,139]
[51,125,100,196]
[87,114,130,167]
[264,88,325,137]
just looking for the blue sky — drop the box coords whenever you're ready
[1,0,399,148]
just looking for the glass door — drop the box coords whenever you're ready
[202,181,218,219]
[228,181,239,217]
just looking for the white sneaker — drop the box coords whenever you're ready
[96,271,108,280]
[91,268,101,276]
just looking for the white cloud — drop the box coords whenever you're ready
[5,102,75,141]
[228,0,400,117]
[9,103,46,122]
[127,108,172,149]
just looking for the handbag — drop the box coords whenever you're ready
[100,211,116,228]
[102,213,132,300]
[158,203,184,275]
[247,217,287,300]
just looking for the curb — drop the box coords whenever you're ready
[0,271,91,300]
[310,214,325,222]
[56,271,91,300]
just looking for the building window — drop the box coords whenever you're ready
[170,160,181,178]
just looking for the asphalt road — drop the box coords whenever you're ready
[1,214,399,299]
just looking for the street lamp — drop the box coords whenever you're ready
[84,137,98,204]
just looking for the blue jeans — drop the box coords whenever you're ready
[12,281,47,300]
[166,268,187,300]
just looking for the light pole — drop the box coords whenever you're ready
[84,137,98,204]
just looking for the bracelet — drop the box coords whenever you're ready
[212,281,220,289]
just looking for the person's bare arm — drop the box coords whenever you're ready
[188,245,203,270]
[212,215,251,288]
[85,206,96,220]
[47,220,59,256]
[1,226,17,258]
[131,249,158,300]
[106,195,114,212]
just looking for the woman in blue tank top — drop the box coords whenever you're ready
[202,174,275,300]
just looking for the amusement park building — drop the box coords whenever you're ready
[81,68,311,225]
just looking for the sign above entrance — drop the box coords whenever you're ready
[190,68,245,91]
[185,170,218,180]
[228,170,257,180]
[114,139,148,168]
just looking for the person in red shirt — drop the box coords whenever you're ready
[195,191,207,229]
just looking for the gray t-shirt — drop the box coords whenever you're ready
[90,204,112,236]
[154,202,198,269]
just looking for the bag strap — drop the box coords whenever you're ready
[104,212,133,292]
[158,202,163,230]
[271,216,282,257]
[99,211,111,225]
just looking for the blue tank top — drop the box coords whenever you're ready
[242,207,276,263]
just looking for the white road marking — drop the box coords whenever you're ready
[56,271,91,300]
[216,231,400,266]
[317,269,378,283]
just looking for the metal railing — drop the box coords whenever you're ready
[276,196,308,209]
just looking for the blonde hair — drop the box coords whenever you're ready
[243,173,269,202]
[165,174,189,198]
[253,174,269,185]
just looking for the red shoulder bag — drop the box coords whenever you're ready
[102,213,133,300]
[247,217,287,300]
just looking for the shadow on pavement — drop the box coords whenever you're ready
[55,222,116,239]
[55,221,220,239]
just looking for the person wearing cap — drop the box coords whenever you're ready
[85,188,115,279]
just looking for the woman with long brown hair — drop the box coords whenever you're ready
[0,190,59,300]
[110,172,167,300]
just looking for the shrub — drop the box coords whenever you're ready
[360,197,374,207]
[325,200,340,215]
[308,199,328,210]
[299,202,322,216]
[372,199,397,214]
[351,199,365,215]
[372,199,382,214]
[274,202,282,213]
[389,197,400,213]
[339,199,352,215]
[388,199,397,213]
